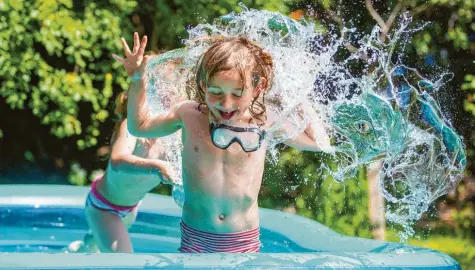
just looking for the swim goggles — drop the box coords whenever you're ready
[209,123,266,152]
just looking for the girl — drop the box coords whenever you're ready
[113,33,332,253]
[82,91,176,253]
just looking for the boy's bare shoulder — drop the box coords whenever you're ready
[175,100,199,113]
[175,100,205,117]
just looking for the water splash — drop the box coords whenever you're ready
[144,6,465,240]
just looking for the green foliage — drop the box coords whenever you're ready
[68,162,88,186]
[133,0,286,50]
[463,74,475,114]
[420,237,475,270]
[433,0,474,51]
[452,202,475,239]
[463,74,475,156]
[261,148,372,238]
[446,176,475,240]
[0,0,135,150]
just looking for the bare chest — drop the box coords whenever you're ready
[183,116,266,165]
[181,113,267,188]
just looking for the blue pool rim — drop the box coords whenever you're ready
[0,184,461,269]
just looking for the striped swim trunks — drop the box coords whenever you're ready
[178,221,261,253]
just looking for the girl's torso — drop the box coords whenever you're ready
[97,138,165,206]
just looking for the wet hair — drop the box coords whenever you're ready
[99,91,128,161]
[193,36,274,125]
[111,91,128,144]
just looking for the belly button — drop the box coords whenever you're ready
[194,146,199,152]
[218,214,225,220]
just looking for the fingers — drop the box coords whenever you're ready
[138,55,150,73]
[160,166,179,185]
[111,54,125,64]
[120,37,132,56]
[160,173,174,185]
[160,174,170,183]
[137,35,147,56]
[157,164,173,184]
[119,32,147,59]
[133,32,140,54]
[142,55,150,66]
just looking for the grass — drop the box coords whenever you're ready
[386,231,475,270]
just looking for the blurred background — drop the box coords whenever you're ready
[0,0,473,269]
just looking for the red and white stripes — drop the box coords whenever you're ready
[178,221,261,253]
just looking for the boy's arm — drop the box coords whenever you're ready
[283,121,334,153]
[282,103,335,154]
[112,32,183,138]
[127,77,183,138]
[110,119,175,182]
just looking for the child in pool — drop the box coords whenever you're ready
[112,33,333,253]
[80,91,176,253]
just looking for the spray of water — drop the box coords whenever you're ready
[144,6,465,241]
[325,15,466,240]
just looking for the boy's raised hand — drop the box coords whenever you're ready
[112,32,149,81]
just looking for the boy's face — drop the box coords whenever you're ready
[204,69,259,123]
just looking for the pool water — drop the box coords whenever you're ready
[0,206,312,253]
[0,185,461,269]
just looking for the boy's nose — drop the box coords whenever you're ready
[219,95,234,109]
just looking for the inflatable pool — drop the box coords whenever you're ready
[0,185,460,269]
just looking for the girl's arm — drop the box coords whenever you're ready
[110,119,175,181]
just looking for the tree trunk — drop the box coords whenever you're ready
[367,161,386,240]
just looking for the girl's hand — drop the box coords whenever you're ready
[112,32,149,81]
[155,160,177,185]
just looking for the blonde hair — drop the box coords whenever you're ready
[193,36,274,124]
[109,91,155,151]
[111,91,128,144]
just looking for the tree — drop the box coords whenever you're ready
[0,0,283,183]
[0,0,137,182]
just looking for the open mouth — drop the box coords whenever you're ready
[218,109,237,120]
